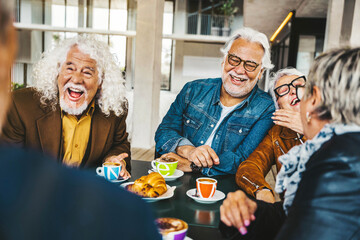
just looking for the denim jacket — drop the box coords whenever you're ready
[155,78,275,176]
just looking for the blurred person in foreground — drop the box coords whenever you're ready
[236,67,307,203]
[155,27,275,176]
[0,1,161,239]
[1,34,131,179]
[220,47,360,240]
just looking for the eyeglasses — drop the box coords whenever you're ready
[227,53,260,72]
[274,76,306,97]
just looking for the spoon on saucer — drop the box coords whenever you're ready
[192,188,199,197]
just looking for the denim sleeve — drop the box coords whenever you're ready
[155,83,194,155]
[203,103,275,176]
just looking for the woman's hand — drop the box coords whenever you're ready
[272,109,303,134]
[220,190,257,235]
[105,153,131,179]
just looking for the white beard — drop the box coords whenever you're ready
[221,66,261,98]
[60,82,89,115]
[60,97,89,116]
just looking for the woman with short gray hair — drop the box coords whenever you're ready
[235,67,306,204]
[220,47,360,240]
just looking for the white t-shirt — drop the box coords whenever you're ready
[204,102,240,147]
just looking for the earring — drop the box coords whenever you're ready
[306,112,312,123]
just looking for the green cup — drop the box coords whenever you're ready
[151,159,178,176]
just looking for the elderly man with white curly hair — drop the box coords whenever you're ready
[1,35,131,179]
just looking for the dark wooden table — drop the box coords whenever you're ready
[128,160,239,240]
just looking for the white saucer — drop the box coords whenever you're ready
[121,182,176,202]
[148,169,184,182]
[96,171,127,183]
[186,188,225,204]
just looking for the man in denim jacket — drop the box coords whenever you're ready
[155,28,275,176]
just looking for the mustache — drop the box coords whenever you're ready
[63,82,87,94]
[227,70,249,80]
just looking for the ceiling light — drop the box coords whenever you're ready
[270,11,295,42]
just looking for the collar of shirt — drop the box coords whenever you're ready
[61,100,96,120]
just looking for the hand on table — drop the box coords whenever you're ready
[272,109,303,135]
[256,189,275,203]
[104,153,131,179]
[220,190,257,235]
[159,152,192,172]
[176,145,220,168]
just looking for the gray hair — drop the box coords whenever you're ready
[303,47,360,124]
[0,0,14,43]
[32,35,127,117]
[268,67,305,109]
[221,27,274,70]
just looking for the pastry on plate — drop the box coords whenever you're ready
[126,172,167,198]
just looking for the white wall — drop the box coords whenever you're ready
[170,40,224,93]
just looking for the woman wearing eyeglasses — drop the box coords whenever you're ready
[235,67,307,204]
[220,48,360,240]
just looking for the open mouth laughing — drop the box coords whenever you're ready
[63,83,87,103]
[230,74,248,84]
[67,87,84,100]
[291,98,300,106]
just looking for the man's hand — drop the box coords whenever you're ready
[256,189,275,203]
[220,190,257,235]
[104,153,131,179]
[176,145,219,168]
[272,109,303,134]
[159,152,192,172]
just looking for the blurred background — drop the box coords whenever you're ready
[11,0,360,153]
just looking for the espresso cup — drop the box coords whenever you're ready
[151,158,178,177]
[156,217,188,240]
[196,177,217,199]
[96,162,122,181]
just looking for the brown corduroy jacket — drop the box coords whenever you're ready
[1,87,131,170]
[235,125,305,198]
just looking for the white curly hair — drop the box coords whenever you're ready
[32,35,127,116]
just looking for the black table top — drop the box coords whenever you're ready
[128,160,240,240]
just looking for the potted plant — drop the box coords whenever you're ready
[220,0,238,36]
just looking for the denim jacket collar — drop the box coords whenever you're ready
[211,79,259,110]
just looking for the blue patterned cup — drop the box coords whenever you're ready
[96,162,122,181]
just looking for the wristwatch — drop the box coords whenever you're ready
[190,162,202,173]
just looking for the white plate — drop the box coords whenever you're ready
[121,182,176,202]
[148,169,184,181]
[96,171,127,183]
[186,188,225,204]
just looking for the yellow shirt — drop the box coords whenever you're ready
[61,101,95,167]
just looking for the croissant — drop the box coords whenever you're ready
[126,172,167,198]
